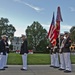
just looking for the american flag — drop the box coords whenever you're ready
[47,6,63,46]
[47,12,56,46]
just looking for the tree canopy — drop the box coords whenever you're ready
[70,26,75,43]
[26,21,49,52]
[0,17,16,38]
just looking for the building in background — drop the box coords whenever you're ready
[11,37,33,54]
[11,37,22,52]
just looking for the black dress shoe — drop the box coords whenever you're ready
[59,68,65,71]
[21,68,27,71]
[50,65,54,67]
[64,70,71,73]
[0,68,5,71]
[53,66,59,68]
[4,66,8,68]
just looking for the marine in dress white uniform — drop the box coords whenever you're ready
[59,34,65,70]
[47,44,55,67]
[63,32,72,73]
[0,35,7,70]
[53,38,59,68]
[20,35,28,71]
[3,37,9,68]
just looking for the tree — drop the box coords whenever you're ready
[26,21,48,52]
[70,26,75,43]
[2,24,16,37]
[0,17,16,38]
[36,39,49,53]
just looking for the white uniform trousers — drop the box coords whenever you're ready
[53,53,59,67]
[22,53,27,70]
[63,53,72,71]
[3,53,8,67]
[2,55,6,68]
[0,53,4,69]
[59,53,65,69]
[50,54,55,66]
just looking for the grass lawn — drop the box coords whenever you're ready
[71,54,75,64]
[7,53,75,65]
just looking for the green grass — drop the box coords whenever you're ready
[8,53,22,65]
[7,53,75,65]
[71,55,75,64]
[28,54,50,65]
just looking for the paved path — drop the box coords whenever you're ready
[0,65,75,75]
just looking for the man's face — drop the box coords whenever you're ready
[3,37,6,41]
[61,35,64,39]
[21,36,25,41]
[64,34,67,37]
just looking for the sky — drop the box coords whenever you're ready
[0,0,75,37]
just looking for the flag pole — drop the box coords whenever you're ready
[59,27,61,49]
